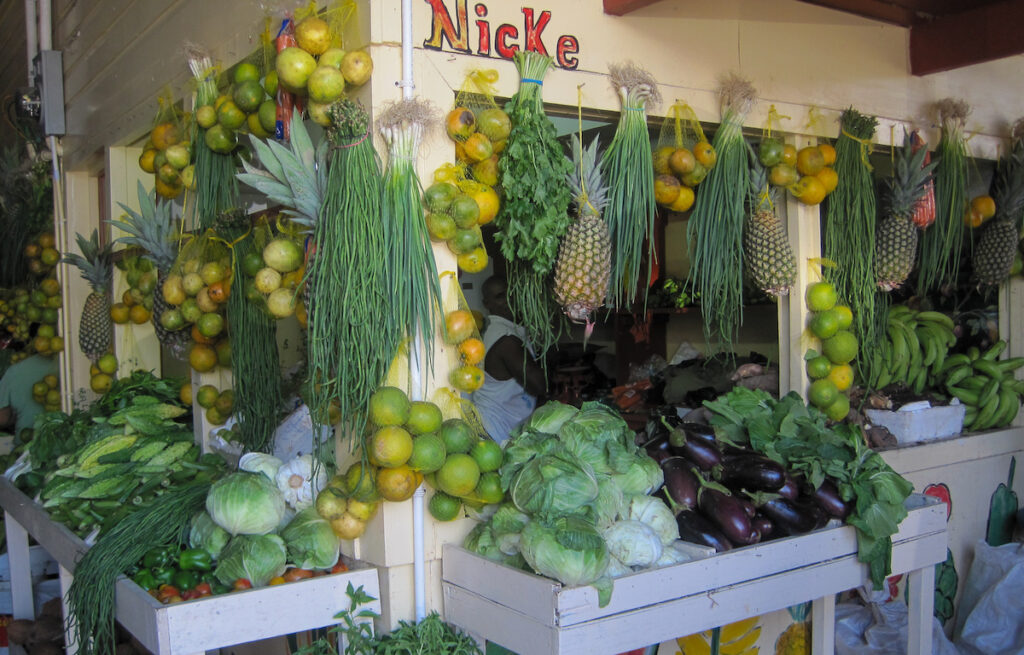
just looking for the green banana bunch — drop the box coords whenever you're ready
[874,305,957,392]
[942,340,1024,432]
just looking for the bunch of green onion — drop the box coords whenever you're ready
[686,73,755,354]
[378,99,443,393]
[306,99,392,442]
[187,46,238,230]
[602,62,661,310]
[918,99,970,295]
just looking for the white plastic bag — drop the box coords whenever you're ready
[953,540,1024,655]
[834,600,959,655]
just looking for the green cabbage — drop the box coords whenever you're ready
[188,511,230,559]
[520,401,579,435]
[464,523,503,562]
[280,507,341,570]
[510,446,598,518]
[214,534,288,587]
[625,494,678,545]
[490,504,530,555]
[519,516,609,587]
[238,452,284,481]
[591,475,625,528]
[207,472,287,536]
[602,520,662,567]
[610,454,663,496]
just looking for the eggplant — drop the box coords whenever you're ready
[738,496,757,519]
[661,457,700,509]
[698,488,758,545]
[718,454,786,491]
[675,510,733,552]
[776,472,800,501]
[752,515,775,540]
[759,497,820,535]
[680,422,717,444]
[647,447,673,466]
[669,429,723,470]
[795,497,830,530]
[808,478,853,520]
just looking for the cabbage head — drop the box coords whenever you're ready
[625,494,678,546]
[490,504,530,555]
[604,554,633,579]
[655,541,699,567]
[207,472,287,536]
[510,446,599,518]
[214,534,288,587]
[602,520,662,567]
[610,454,663,496]
[521,401,579,435]
[188,511,230,559]
[464,523,503,562]
[280,507,341,570]
[590,476,625,529]
[238,452,284,481]
[519,516,609,587]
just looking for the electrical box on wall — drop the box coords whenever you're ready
[34,50,65,136]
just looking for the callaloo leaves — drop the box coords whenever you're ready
[495,51,572,359]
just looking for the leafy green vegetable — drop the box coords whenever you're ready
[214,533,288,587]
[280,507,341,570]
[509,446,599,518]
[520,516,610,587]
[704,387,914,588]
[206,472,287,536]
[188,511,230,559]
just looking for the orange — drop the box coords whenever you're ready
[808,379,839,409]
[964,207,985,228]
[369,386,411,427]
[457,247,488,274]
[408,433,447,473]
[90,373,113,394]
[376,464,422,502]
[428,491,462,521]
[458,337,485,365]
[191,324,216,345]
[797,147,825,176]
[692,141,717,169]
[815,166,839,194]
[439,418,475,454]
[444,310,476,344]
[207,281,230,304]
[150,122,181,150]
[652,146,674,175]
[827,363,854,392]
[179,382,192,406]
[110,303,131,324]
[822,330,858,364]
[344,463,380,503]
[790,175,827,205]
[436,453,480,497]
[473,472,504,504]
[825,394,851,422]
[781,144,798,167]
[129,304,151,324]
[406,401,443,435]
[139,149,158,174]
[450,365,484,392]
[769,164,799,188]
[470,439,503,473]
[462,133,494,163]
[189,343,218,372]
[196,384,219,409]
[369,425,414,468]
[971,195,996,220]
[470,185,500,225]
[667,186,695,213]
[818,143,837,166]
[654,175,681,206]
[669,148,697,176]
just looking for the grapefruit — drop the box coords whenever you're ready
[276,47,317,93]
[436,454,480,498]
[369,386,411,427]
[439,418,475,454]
[408,433,446,473]
[406,401,443,435]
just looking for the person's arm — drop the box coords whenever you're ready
[486,335,547,398]
[0,406,12,430]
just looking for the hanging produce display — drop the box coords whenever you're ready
[494,51,572,360]
[602,61,661,310]
[109,255,157,327]
[823,108,884,384]
[875,131,937,291]
[0,149,53,288]
[113,182,190,358]
[804,280,856,421]
[652,101,710,214]
[744,148,796,299]
[138,103,194,200]
[973,118,1024,287]
[918,99,971,295]
[62,230,114,364]
[553,135,612,337]
[686,73,755,353]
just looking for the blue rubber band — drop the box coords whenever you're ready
[625,106,645,111]
[522,78,544,85]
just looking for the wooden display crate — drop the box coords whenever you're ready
[0,478,380,655]
[442,494,947,655]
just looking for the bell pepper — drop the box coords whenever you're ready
[151,566,176,587]
[173,570,201,592]
[132,569,158,591]
[142,545,178,569]
[178,548,213,571]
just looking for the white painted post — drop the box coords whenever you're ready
[4,513,33,620]
[59,565,77,655]
[907,564,935,655]
[810,593,835,655]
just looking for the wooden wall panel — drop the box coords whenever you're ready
[0,1,30,150]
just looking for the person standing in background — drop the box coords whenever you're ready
[471,276,547,445]
[0,349,58,436]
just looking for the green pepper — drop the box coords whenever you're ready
[151,566,176,587]
[210,579,232,596]
[143,546,173,569]
[132,569,158,591]
[172,569,200,591]
[179,548,213,572]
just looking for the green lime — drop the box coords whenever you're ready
[825,394,851,421]
[808,379,839,409]
[470,439,503,473]
[241,251,264,277]
[406,401,443,435]
[809,311,840,340]
[474,472,504,504]
[805,281,838,312]
[428,490,462,521]
[233,80,266,114]
[234,61,261,84]
[408,433,446,473]
[806,355,832,380]
[823,330,858,364]
[439,418,475,454]
[368,386,410,427]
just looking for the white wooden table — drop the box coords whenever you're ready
[442,494,947,655]
[0,477,381,655]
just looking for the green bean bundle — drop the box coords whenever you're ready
[495,51,572,359]
[66,483,210,655]
[307,100,393,441]
[187,46,239,230]
[686,74,755,354]
[379,100,443,389]
[220,214,282,453]
[918,99,970,295]
[824,109,884,383]
[602,62,661,310]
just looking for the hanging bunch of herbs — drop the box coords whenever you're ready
[602,61,661,310]
[217,211,282,453]
[918,99,971,295]
[378,99,443,386]
[823,109,885,383]
[686,73,756,354]
[187,45,239,230]
[495,51,573,360]
[306,100,393,443]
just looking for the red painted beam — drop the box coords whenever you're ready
[910,0,1024,75]
[603,0,663,16]
[795,0,918,26]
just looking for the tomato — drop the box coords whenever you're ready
[331,561,349,574]
[232,578,253,591]
[268,576,286,586]
[156,585,180,603]
[283,568,314,582]
[193,582,213,598]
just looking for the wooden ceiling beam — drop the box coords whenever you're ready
[603,0,664,16]
[795,0,918,26]
[910,0,1024,75]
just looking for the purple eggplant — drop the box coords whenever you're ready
[807,478,853,520]
[759,497,820,535]
[752,515,775,540]
[718,454,786,491]
[680,422,717,444]
[738,496,757,519]
[675,510,733,552]
[647,447,673,466]
[669,429,723,470]
[776,472,800,501]
[661,457,700,509]
[698,487,758,545]
[795,497,830,530]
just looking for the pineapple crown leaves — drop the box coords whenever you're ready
[237,114,325,231]
[886,130,938,217]
[111,181,179,273]
[745,142,775,212]
[565,135,608,218]
[63,229,113,292]
[990,125,1024,223]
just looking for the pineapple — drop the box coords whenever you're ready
[553,135,612,335]
[744,163,796,298]
[875,132,937,291]
[973,123,1024,286]
[63,230,113,362]
[112,181,189,358]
